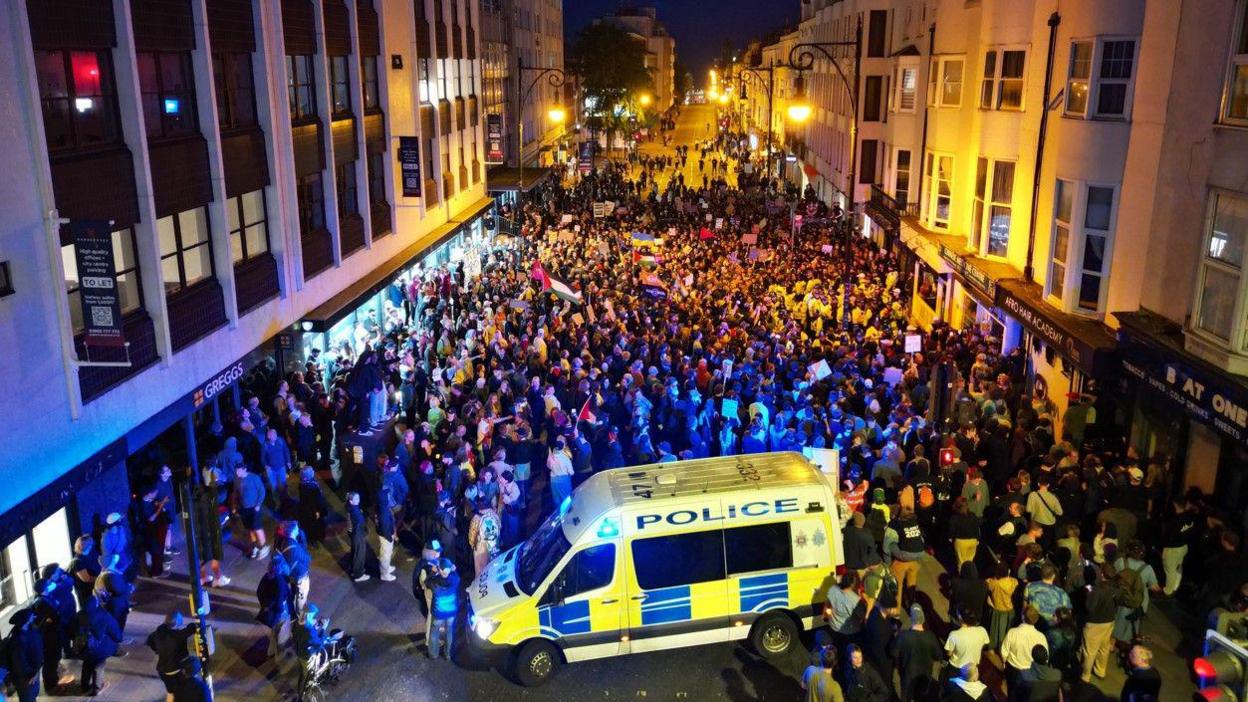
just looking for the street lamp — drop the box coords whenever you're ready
[638,93,652,107]
[708,87,720,101]
[717,91,730,105]
[786,16,863,330]
[738,62,780,179]
[516,56,569,192]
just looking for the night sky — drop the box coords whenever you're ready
[564,1,801,84]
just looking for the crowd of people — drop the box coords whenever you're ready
[6,108,1242,702]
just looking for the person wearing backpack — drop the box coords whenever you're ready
[1112,541,1159,647]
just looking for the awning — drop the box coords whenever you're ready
[453,195,496,227]
[996,278,1117,376]
[300,219,460,333]
[1116,309,1248,447]
[486,166,553,193]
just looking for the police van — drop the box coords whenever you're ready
[468,450,842,686]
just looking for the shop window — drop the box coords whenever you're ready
[336,161,359,218]
[287,54,317,122]
[923,151,953,230]
[971,157,1015,258]
[34,49,123,152]
[227,189,269,264]
[213,52,256,131]
[330,56,351,117]
[297,172,326,234]
[980,48,1025,110]
[61,227,144,332]
[1047,179,1118,314]
[362,56,380,111]
[927,56,963,108]
[1194,191,1248,345]
[137,51,197,140]
[1065,38,1136,119]
[1224,0,1248,125]
[158,206,215,293]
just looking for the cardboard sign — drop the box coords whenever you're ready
[741,232,757,245]
[715,218,724,230]
[904,334,922,353]
[597,242,610,257]
[593,202,606,218]
[821,244,834,254]
[721,398,739,419]
[808,359,832,381]
[571,313,585,326]
[561,214,574,225]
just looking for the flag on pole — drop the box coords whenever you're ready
[639,271,668,299]
[699,226,715,240]
[532,260,582,304]
[577,398,597,425]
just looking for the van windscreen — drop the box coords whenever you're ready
[517,511,573,595]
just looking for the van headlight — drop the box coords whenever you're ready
[472,616,499,640]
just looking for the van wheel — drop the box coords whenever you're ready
[512,639,560,686]
[750,613,798,658]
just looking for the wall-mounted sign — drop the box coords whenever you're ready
[485,113,504,164]
[1121,334,1248,447]
[398,136,421,198]
[71,219,125,347]
[578,141,594,173]
[939,243,997,303]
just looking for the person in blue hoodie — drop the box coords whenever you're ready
[233,466,268,560]
[260,428,292,511]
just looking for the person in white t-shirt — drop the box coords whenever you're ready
[944,607,991,680]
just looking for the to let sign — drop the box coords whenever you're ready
[398,137,422,197]
[72,219,124,347]
[485,114,504,164]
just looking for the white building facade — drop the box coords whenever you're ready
[0,0,489,619]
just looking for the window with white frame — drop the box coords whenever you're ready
[980,49,1025,110]
[927,56,963,108]
[1047,179,1118,314]
[923,151,953,229]
[1194,191,1248,346]
[1223,0,1248,124]
[970,157,1016,257]
[896,65,917,111]
[1065,38,1136,119]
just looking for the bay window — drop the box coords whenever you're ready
[1223,0,1248,124]
[157,207,215,293]
[980,49,1025,110]
[927,56,963,108]
[1194,191,1248,345]
[923,151,953,230]
[226,189,269,264]
[1065,38,1136,119]
[1046,179,1118,314]
[34,49,122,152]
[971,158,1015,257]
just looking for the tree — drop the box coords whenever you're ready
[673,58,691,103]
[569,23,652,151]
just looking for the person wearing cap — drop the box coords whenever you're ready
[413,540,443,644]
[427,558,460,660]
[100,511,133,580]
[893,604,941,702]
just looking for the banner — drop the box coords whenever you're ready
[71,220,125,347]
[578,141,594,173]
[398,137,421,197]
[485,114,504,164]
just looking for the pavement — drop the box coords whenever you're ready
[41,103,1199,702]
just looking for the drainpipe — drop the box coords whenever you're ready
[1025,12,1062,282]
[917,22,935,216]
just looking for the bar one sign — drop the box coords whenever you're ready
[1122,345,1248,445]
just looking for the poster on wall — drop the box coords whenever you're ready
[485,114,504,164]
[71,219,125,347]
[398,137,422,197]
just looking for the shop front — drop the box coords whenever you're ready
[938,244,1019,355]
[996,279,1117,442]
[0,347,267,635]
[1116,309,1248,517]
[294,196,499,373]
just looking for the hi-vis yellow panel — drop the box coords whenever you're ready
[689,580,728,620]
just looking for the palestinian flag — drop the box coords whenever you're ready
[578,398,597,425]
[532,260,583,304]
[633,251,661,268]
